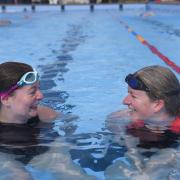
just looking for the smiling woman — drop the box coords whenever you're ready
[0,61,60,179]
[105,65,180,179]
[108,65,180,133]
[107,65,180,133]
[0,61,95,180]
[124,65,180,124]
[0,61,58,124]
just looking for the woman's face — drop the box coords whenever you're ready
[123,86,157,121]
[8,81,43,121]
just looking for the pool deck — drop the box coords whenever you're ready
[0,3,147,13]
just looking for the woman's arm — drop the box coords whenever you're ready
[37,105,59,122]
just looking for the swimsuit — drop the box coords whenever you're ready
[128,116,180,133]
[0,116,57,164]
[170,116,180,133]
[126,116,180,149]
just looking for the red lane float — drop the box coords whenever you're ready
[118,18,180,74]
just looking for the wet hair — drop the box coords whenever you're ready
[0,61,33,95]
[134,65,180,116]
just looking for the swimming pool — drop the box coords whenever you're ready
[0,3,179,180]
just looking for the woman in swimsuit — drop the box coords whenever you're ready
[0,61,58,125]
[108,65,180,133]
[105,65,180,179]
[0,61,94,180]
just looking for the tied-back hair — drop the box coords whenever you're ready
[0,61,33,94]
[134,65,180,116]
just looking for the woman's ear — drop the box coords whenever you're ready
[153,99,165,113]
[0,96,11,107]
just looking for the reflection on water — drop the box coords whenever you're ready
[127,125,179,149]
[0,116,96,180]
[67,132,127,172]
[103,117,180,180]
[54,112,180,179]
[0,113,179,179]
[0,117,56,164]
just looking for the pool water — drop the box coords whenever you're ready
[0,4,179,180]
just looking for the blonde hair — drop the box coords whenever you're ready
[134,65,180,116]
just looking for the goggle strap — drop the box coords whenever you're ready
[0,84,19,99]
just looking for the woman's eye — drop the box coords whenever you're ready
[28,88,36,95]
[29,91,36,95]
[131,94,137,98]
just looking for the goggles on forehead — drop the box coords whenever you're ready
[16,70,39,87]
[125,74,150,92]
[0,70,39,99]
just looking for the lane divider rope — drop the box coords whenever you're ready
[113,14,180,74]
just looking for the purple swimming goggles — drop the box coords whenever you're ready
[125,74,150,92]
[125,73,180,96]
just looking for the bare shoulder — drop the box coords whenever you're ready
[107,109,131,122]
[37,105,60,122]
[105,109,131,134]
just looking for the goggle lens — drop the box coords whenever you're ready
[17,70,39,86]
[25,73,36,82]
[125,74,150,92]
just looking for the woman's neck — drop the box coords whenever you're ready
[0,109,28,124]
[145,113,174,124]
[144,113,175,133]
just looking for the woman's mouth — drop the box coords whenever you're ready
[30,104,38,110]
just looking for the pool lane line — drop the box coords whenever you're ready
[114,15,180,74]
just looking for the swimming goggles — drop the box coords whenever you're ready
[0,70,39,98]
[125,74,150,92]
[125,74,180,96]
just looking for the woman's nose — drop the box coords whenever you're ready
[36,89,44,100]
[123,94,130,105]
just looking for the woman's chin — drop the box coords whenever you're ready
[29,109,38,118]
[131,113,142,121]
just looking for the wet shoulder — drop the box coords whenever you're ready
[105,109,131,134]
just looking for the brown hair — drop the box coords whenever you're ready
[0,61,33,93]
[134,65,180,116]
